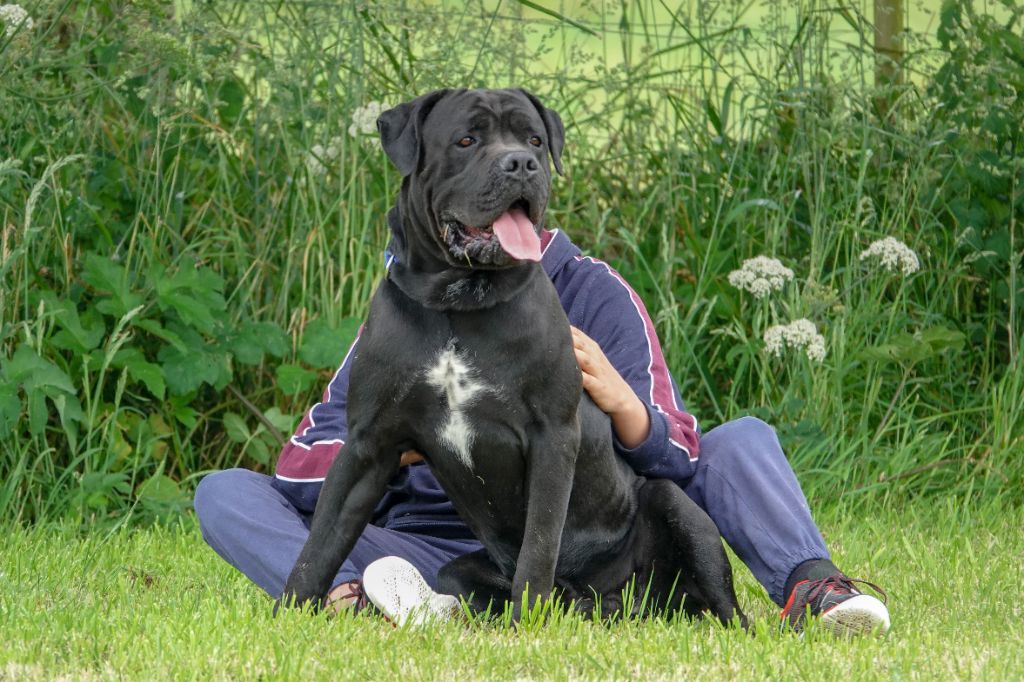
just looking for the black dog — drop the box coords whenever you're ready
[281,88,746,626]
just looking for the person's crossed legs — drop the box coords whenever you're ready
[195,417,889,634]
[193,468,481,613]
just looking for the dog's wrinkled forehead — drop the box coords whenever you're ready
[377,88,565,178]
[423,90,543,144]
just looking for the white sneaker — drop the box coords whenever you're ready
[362,556,462,626]
[819,593,891,637]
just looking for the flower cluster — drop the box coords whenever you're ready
[305,137,343,177]
[348,101,389,138]
[727,256,794,298]
[764,319,826,362]
[1,3,33,38]
[859,237,920,275]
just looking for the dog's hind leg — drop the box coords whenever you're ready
[437,549,512,617]
[640,479,748,629]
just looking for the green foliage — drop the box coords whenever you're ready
[0,0,1021,526]
[931,0,1024,356]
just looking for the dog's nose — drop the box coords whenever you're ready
[499,152,539,178]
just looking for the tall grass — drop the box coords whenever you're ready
[0,0,1021,525]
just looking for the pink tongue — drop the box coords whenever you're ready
[491,208,541,262]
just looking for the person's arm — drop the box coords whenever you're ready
[569,260,701,486]
[571,326,650,448]
[271,329,362,514]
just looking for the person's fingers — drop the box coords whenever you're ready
[580,371,598,392]
[574,348,595,372]
[571,326,594,350]
[400,450,424,466]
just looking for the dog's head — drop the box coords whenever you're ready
[378,88,564,268]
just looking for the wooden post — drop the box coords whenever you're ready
[874,0,904,118]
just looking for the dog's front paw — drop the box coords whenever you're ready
[275,583,324,616]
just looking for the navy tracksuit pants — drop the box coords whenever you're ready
[195,416,829,606]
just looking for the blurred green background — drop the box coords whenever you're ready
[1,0,1021,525]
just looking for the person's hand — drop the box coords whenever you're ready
[571,326,651,448]
[400,450,424,466]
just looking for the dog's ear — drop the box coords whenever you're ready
[377,90,450,177]
[518,89,565,175]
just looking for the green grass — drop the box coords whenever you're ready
[2,499,1022,680]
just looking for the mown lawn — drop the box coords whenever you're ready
[1,498,1021,681]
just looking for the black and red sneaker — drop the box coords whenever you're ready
[780,574,890,636]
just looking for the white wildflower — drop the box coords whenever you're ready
[0,3,33,38]
[764,319,826,362]
[348,101,389,138]
[727,256,794,299]
[859,237,920,275]
[305,137,343,177]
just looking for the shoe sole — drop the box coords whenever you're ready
[819,594,891,637]
[363,556,461,627]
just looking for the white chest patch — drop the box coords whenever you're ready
[425,345,487,467]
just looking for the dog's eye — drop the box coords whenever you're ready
[529,136,543,147]
[457,136,476,148]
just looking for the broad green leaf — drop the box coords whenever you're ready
[82,253,143,318]
[52,394,83,452]
[52,393,83,424]
[38,292,106,354]
[0,381,20,431]
[50,308,106,354]
[226,326,264,366]
[252,321,290,358]
[125,357,166,399]
[246,435,271,465]
[159,291,216,334]
[860,326,966,365]
[263,406,297,434]
[4,345,76,395]
[919,326,966,354]
[27,389,47,436]
[222,412,250,443]
[159,346,232,395]
[81,253,128,297]
[135,473,185,504]
[859,332,931,364]
[134,319,188,353]
[171,404,198,430]
[275,363,318,396]
[227,320,290,365]
[154,262,227,334]
[299,317,360,368]
[157,325,232,395]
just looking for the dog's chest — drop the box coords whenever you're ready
[423,343,492,467]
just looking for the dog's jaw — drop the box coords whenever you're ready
[385,203,540,312]
[437,200,544,267]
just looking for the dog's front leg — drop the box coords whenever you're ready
[279,434,397,611]
[510,424,579,619]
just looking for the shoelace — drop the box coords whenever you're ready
[330,580,369,612]
[805,574,889,612]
